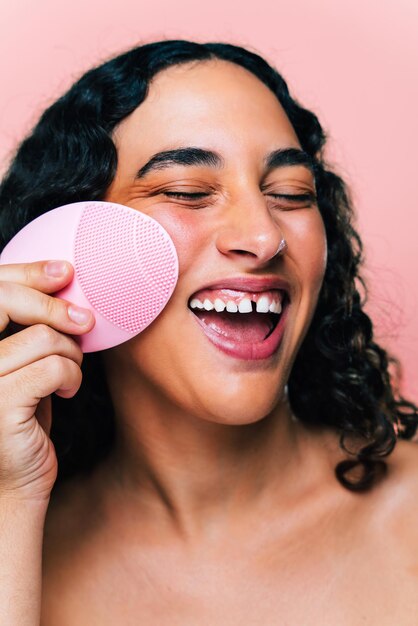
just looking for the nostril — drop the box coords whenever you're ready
[231,249,257,256]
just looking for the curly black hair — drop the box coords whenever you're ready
[0,39,416,492]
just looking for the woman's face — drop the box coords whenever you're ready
[104,59,327,425]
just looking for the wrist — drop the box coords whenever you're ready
[0,492,50,517]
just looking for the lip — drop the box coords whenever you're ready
[189,275,291,300]
[191,296,290,360]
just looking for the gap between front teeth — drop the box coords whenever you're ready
[190,297,282,314]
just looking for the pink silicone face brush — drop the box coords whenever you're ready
[0,201,179,352]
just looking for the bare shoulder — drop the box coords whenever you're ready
[382,437,418,505]
[42,471,106,595]
[42,474,105,624]
[367,438,418,553]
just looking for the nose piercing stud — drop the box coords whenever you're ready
[276,238,287,255]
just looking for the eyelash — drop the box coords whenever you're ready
[162,191,316,205]
[163,192,209,200]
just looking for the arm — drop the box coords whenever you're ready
[0,498,49,626]
[0,260,94,625]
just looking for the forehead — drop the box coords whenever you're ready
[112,59,301,154]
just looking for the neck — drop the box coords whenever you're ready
[97,357,338,541]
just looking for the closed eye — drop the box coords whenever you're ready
[270,193,317,203]
[163,192,209,199]
[163,191,316,201]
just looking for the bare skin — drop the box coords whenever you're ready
[42,438,418,625]
[41,60,418,624]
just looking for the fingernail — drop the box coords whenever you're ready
[68,305,92,325]
[44,260,69,277]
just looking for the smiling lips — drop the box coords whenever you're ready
[188,287,289,360]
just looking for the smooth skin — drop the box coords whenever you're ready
[42,60,418,624]
[0,60,417,625]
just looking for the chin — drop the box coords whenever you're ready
[194,388,284,426]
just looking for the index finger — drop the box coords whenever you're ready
[0,260,74,293]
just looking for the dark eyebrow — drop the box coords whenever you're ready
[136,147,222,179]
[264,147,315,176]
[135,146,315,179]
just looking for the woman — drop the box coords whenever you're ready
[0,39,417,624]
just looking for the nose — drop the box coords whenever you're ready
[215,192,286,267]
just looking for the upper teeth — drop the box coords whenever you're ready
[190,295,282,314]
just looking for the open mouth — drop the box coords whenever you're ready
[187,289,289,360]
[189,302,282,341]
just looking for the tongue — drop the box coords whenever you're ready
[194,311,273,343]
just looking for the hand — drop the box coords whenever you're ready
[0,260,95,503]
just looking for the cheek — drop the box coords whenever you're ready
[144,208,210,272]
[289,210,328,291]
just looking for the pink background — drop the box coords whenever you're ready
[1,0,417,399]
